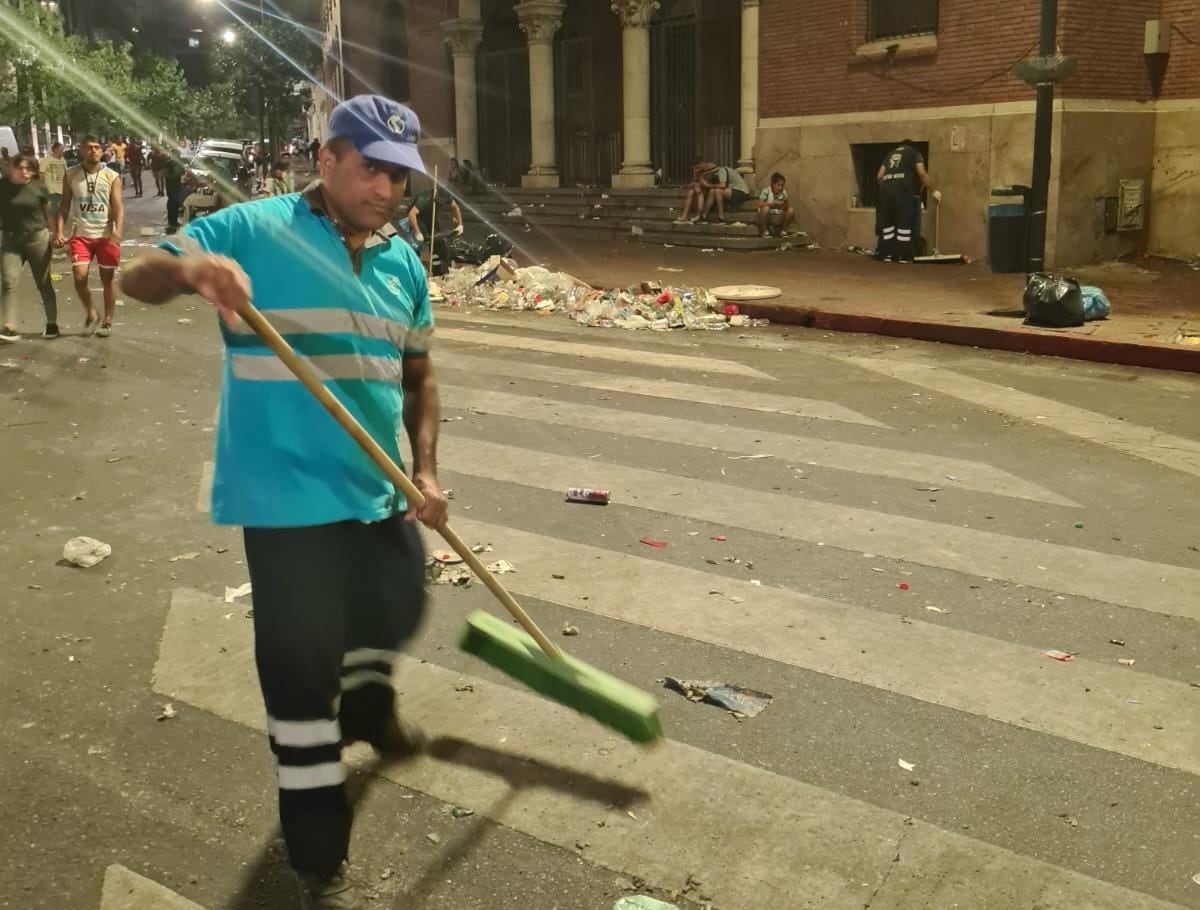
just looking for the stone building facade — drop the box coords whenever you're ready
[313,0,1200,266]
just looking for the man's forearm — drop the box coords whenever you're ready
[121,250,189,305]
[403,370,440,478]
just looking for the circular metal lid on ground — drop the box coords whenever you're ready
[708,285,783,302]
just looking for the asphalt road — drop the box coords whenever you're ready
[1,194,1198,910]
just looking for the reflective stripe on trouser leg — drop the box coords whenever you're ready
[339,517,427,744]
[269,718,349,877]
[339,656,396,744]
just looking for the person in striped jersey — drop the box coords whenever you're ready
[121,95,447,909]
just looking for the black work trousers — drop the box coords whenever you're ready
[165,175,183,229]
[243,516,427,878]
[875,185,918,261]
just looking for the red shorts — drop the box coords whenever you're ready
[69,236,121,269]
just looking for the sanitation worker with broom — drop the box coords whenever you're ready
[121,95,446,909]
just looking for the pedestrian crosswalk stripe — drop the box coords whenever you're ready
[437,327,777,381]
[196,460,213,513]
[424,518,1200,775]
[101,864,205,910]
[155,588,1189,910]
[437,352,887,427]
[441,385,1078,507]
[843,356,1200,478]
[438,436,1200,620]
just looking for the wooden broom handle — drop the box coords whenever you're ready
[237,302,562,660]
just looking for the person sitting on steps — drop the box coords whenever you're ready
[675,160,716,224]
[696,163,749,224]
[756,172,794,238]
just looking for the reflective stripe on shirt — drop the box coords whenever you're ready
[231,352,403,383]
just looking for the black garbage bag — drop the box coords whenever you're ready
[1023,272,1085,328]
[482,233,513,258]
[445,232,514,266]
[446,234,483,265]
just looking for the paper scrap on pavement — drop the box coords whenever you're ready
[224,582,252,603]
[661,677,773,718]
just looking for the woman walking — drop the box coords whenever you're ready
[0,153,59,340]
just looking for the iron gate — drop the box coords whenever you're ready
[555,36,621,186]
[650,15,698,185]
[477,47,531,186]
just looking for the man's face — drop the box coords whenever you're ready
[82,141,102,165]
[319,144,409,232]
[51,145,63,158]
[771,179,784,194]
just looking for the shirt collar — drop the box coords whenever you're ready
[302,180,397,249]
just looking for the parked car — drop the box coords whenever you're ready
[182,148,243,223]
[198,138,244,157]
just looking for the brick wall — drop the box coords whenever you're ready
[759,0,1041,118]
[1159,0,1200,98]
[1060,0,1160,101]
[756,0,1200,116]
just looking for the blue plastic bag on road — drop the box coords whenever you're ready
[1079,285,1112,321]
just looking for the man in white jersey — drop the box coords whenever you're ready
[55,135,123,336]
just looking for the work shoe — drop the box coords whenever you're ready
[297,864,362,910]
[347,716,428,760]
[372,716,429,759]
[42,323,60,339]
[0,327,20,343]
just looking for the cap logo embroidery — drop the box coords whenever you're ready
[387,114,406,136]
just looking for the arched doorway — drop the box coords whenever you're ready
[380,0,411,103]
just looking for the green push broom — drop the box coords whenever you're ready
[238,302,663,744]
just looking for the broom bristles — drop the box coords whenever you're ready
[458,611,663,744]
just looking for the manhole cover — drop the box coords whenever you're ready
[709,285,783,302]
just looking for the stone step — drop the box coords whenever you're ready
[633,228,805,252]
[464,210,783,245]
[461,188,695,208]
[465,201,764,226]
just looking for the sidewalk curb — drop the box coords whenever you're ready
[739,303,1200,374]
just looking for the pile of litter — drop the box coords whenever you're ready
[431,257,770,332]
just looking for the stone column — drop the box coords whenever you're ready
[737,0,759,178]
[611,0,659,189]
[441,18,484,164]
[516,0,565,188]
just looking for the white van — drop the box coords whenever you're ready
[0,126,19,158]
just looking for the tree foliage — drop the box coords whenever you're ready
[213,20,319,149]
[0,2,272,144]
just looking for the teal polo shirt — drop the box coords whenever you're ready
[162,188,433,528]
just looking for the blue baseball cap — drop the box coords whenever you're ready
[328,95,426,174]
